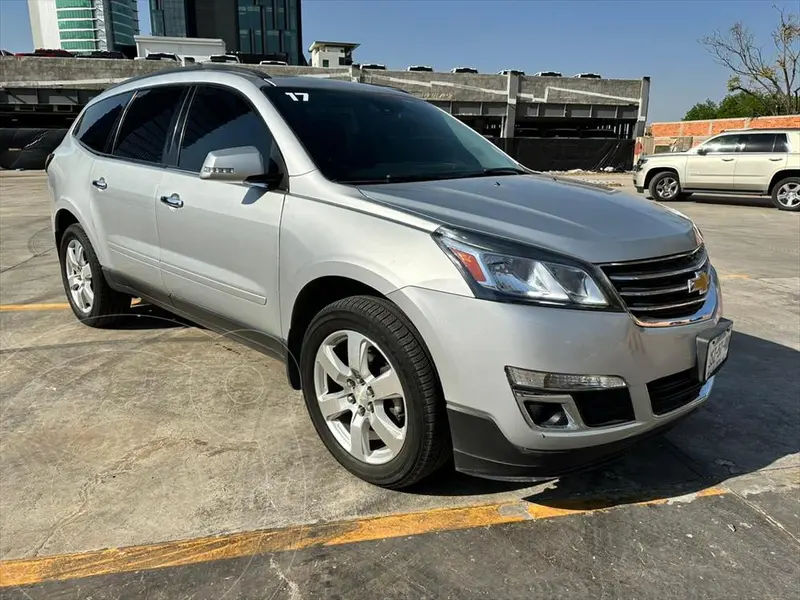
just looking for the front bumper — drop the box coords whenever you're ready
[387,285,728,480]
[633,169,646,193]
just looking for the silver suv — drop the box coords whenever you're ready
[634,129,800,211]
[48,65,733,488]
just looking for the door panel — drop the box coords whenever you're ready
[89,157,165,289]
[684,134,740,190]
[156,84,287,339]
[734,134,787,192]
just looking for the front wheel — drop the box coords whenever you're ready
[59,224,131,327]
[299,296,450,489]
[771,177,800,211]
[649,171,685,201]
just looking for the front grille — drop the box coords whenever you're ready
[599,246,710,321]
[571,388,635,427]
[647,369,703,416]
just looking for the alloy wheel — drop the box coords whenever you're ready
[65,239,93,313]
[776,182,800,208]
[656,176,679,200]
[313,330,407,465]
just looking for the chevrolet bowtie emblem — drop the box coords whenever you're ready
[687,270,710,295]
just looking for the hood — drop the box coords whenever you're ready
[357,174,699,263]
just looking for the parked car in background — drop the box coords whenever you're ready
[634,128,800,211]
[141,53,179,62]
[533,71,562,77]
[260,60,288,66]
[0,49,14,56]
[361,63,386,70]
[208,54,240,63]
[77,51,125,60]
[498,69,525,75]
[451,67,478,74]
[47,65,732,489]
[407,65,433,72]
[574,73,602,79]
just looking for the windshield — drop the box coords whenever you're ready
[263,86,523,184]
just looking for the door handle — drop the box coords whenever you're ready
[92,177,107,190]
[768,158,783,162]
[160,193,184,209]
[721,157,735,162]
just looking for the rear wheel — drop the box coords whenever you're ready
[649,171,684,201]
[59,224,131,327]
[299,296,450,489]
[771,177,800,211]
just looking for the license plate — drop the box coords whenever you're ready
[697,322,732,382]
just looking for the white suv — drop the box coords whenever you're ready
[634,129,800,211]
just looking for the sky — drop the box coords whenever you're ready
[0,0,793,122]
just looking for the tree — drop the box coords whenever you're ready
[701,5,800,115]
[683,92,773,120]
[684,99,720,120]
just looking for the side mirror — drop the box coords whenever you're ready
[200,146,265,183]
[696,147,707,156]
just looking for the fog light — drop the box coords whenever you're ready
[526,401,570,428]
[506,366,626,391]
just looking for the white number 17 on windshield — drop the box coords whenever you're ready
[285,92,309,102]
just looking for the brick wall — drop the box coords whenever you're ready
[650,115,800,138]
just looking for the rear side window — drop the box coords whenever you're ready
[774,134,789,152]
[178,85,282,174]
[73,92,132,153]
[741,134,777,153]
[701,135,740,154]
[113,86,185,164]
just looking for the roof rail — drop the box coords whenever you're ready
[106,62,272,92]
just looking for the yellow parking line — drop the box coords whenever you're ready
[0,487,725,588]
[0,299,141,313]
[0,303,70,312]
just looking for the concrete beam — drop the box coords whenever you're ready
[502,73,519,138]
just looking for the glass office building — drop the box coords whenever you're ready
[148,0,304,65]
[28,0,140,52]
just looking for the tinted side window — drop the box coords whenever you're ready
[702,135,740,154]
[178,86,281,174]
[113,86,185,164]
[73,92,132,153]
[742,134,777,153]
[774,134,789,152]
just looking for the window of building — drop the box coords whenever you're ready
[56,0,92,7]
[741,134,777,153]
[61,40,97,50]
[339,56,347,66]
[266,30,279,54]
[74,92,132,153]
[322,59,329,67]
[58,19,96,30]
[178,85,283,176]
[60,30,97,40]
[113,87,185,164]
[56,9,94,18]
[288,0,298,30]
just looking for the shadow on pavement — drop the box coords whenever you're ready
[690,194,774,209]
[112,302,191,330]
[415,331,799,505]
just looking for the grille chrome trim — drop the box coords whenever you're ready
[606,253,708,281]
[630,297,706,312]
[599,245,719,326]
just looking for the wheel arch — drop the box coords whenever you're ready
[768,170,800,195]
[285,275,389,390]
[644,167,679,190]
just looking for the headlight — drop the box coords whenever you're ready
[435,228,614,308]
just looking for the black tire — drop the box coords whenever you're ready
[771,177,800,212]
[299,295,450,489]
[648,171,683,202]
[59,224,131,328]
